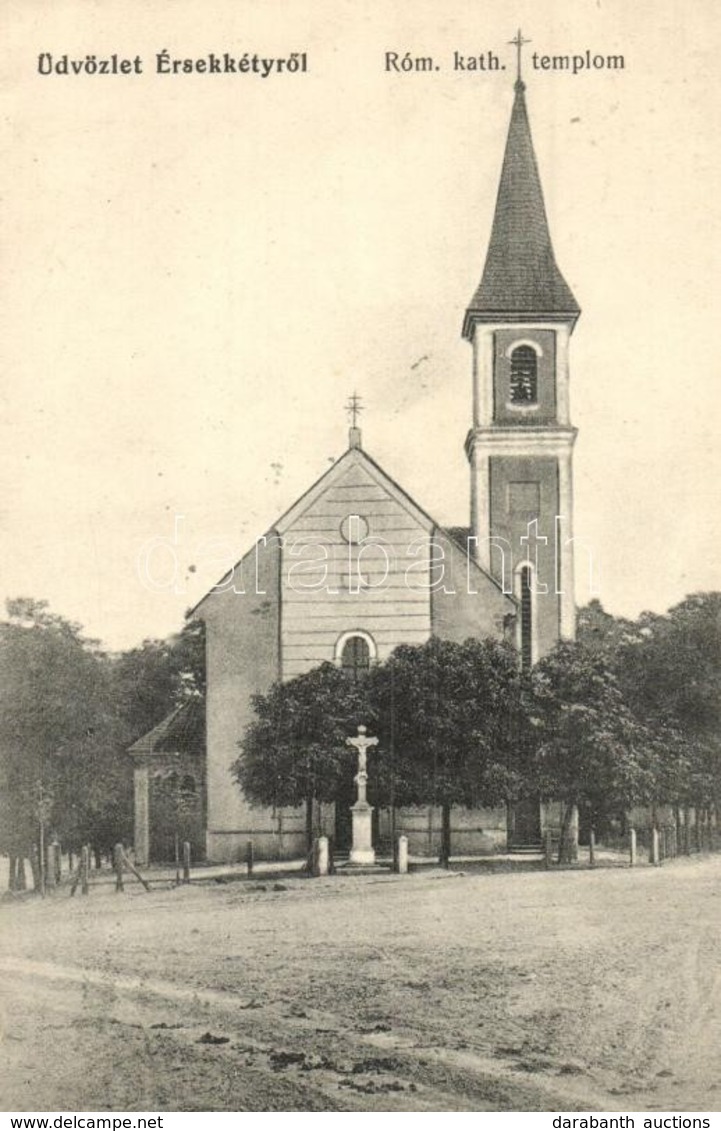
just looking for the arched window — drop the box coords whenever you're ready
[340,634,372,680]
[510,345,538,404]
[519,565,533,670]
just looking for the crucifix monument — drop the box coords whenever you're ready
[345,724,378,866]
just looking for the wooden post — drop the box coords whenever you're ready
[120,849,150,891]
[182,841,191,884]
[81,845,90,895]
[245,840,254,877]
[439,804,451,870]
[396,835,408,875]
[544,830,553,870]
[39,825,46,898]
[589,829,596,868]
[113,843,125,892]
[629,827,637,867]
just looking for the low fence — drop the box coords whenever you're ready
[4,818,720,898]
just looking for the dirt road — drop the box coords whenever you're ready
[1,857,719,1111]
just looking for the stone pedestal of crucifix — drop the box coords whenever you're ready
[345,725,378,866]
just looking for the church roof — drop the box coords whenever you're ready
[462,81,580,338]
[190,435,516,615]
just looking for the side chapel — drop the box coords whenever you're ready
[130,66,581,864]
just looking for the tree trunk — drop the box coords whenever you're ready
[29,845,40,891]
[439,804,451,869]
[94,846,102,871]
[17,857,27,890]
[557,802,574,865]
[8,856,17,891]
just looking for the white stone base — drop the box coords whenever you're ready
[350,802,375,866]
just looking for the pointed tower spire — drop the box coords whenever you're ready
[462,79,580,339]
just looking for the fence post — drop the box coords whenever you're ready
[629,827,637,867]
[113,843,125,892]
[245,840,254,877]
[182,841,191,884]
[120,848,151,891]
[589,829,596,868]
[81,845,90,896]
[396,835,409,875]
[650,826,660,866]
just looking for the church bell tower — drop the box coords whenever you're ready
[464,67,579,664]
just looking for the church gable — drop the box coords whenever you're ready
[279,449,436,679]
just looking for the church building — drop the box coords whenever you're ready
[130,69,581,865]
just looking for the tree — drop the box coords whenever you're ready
[235,638,524,865]
[370,638,524,865]
[578,594,721,827]
[233,663,372,852]
[528,640,657,860]
[112,618,206,745]
[614,594,721,832]
[0,598,131,881]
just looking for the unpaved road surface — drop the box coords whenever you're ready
[1,857,720,1111]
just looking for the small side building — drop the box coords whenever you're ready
[129,698,205,865]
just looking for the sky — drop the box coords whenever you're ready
[2,0,720,650]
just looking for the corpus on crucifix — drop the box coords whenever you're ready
[345,724,379,865]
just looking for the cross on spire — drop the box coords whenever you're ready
[346,391,363,429]
[509,28,531,86]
